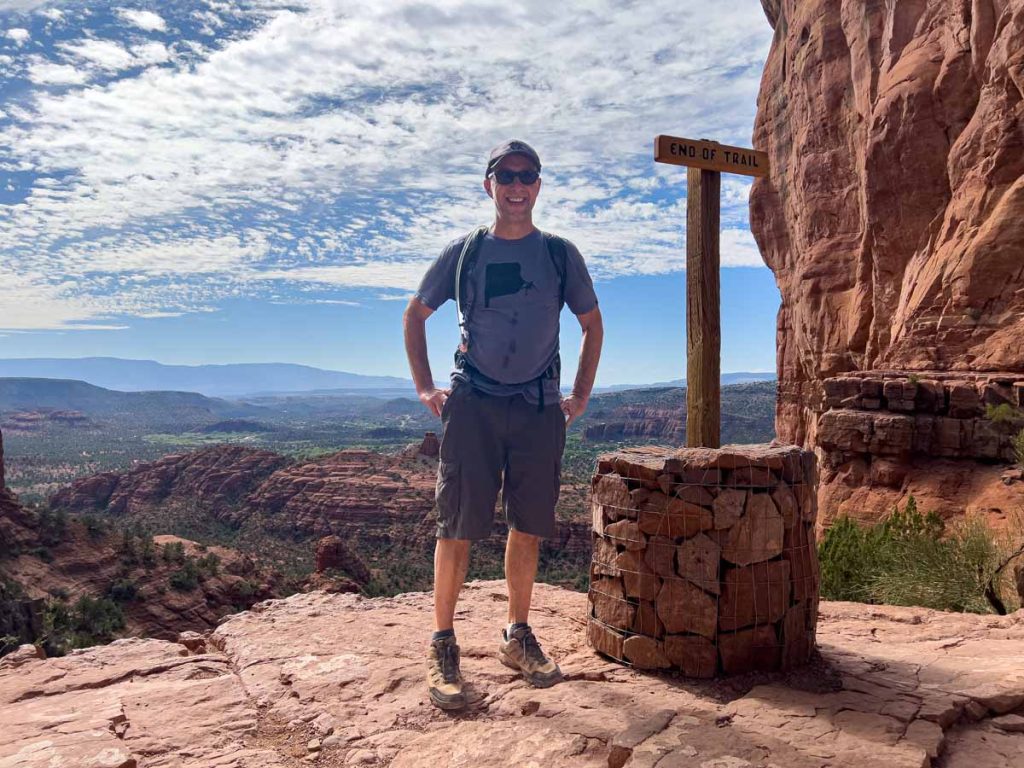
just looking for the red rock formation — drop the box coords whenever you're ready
[50,445,288,518]
[313,534,371,584]
[752,0,1024,521]
[4,583,1023,767]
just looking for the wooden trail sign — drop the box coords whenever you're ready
[654,134,769,449]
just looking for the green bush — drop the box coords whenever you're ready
[1013,429,1024,468]
[41,595,125,655]
[984,403,1024,424]
[162,541,186,564]
[819,497,1019,613]
[37,508,67,547]
[169,560,200,592]
[196,552,220,577]
[107,579,139,603]
[83,515,107,539]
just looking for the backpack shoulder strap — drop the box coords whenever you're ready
[454,225,489,345]
[542,231,568,310]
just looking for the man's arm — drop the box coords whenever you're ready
[403,297,448,417]
[560,305,603,427]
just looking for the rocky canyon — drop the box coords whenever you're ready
[752,0,1024,522]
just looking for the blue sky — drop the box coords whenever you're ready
[0,0,778,386]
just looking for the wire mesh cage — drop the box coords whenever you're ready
[587,444,819,676]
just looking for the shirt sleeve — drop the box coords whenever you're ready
[563,239,599,315]
[413,238,461,310]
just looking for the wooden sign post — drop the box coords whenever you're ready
[654,135,769,448]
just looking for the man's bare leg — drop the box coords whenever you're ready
[434,538,471,631]
[505,529,541,624]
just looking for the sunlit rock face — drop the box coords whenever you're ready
[752,0,1024,521]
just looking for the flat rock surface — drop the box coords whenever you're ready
[2,582,1023,767]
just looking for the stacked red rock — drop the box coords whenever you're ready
[751,0,1024,523]
[313,534,371,585]
[587,444,818,677]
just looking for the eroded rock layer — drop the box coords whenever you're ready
[752,0,1024,519]
[2,583,1022,767]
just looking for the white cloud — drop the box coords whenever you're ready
[27,60,88,85]
[0,0,772,332]
[40,8,63,21]
[721,228,766,267]
[4,27,30,45]
[60,38,136,70]
[116,8,167,32]
[131,41,169,65]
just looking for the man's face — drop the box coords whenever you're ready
[484,154,542,224]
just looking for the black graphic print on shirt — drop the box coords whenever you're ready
[484,262,534,307]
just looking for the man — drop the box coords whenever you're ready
[403,139,603,710]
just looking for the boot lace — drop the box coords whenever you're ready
[439,641,460,684]
[521,629,548,667]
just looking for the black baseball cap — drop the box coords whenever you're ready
[485,139,542,177]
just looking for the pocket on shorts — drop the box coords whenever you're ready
[436,459,460,519]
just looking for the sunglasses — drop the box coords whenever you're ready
[490,169,540,185]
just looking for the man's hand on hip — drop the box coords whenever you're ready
[560,394,588,428]
[420,387,451,418]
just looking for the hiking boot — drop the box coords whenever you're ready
[499,625,563,688]
[427,635,467,710]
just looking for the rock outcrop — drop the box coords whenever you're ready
[48,445,289,519]
[50,443,595,568]
[2,426,284,644]
[2,582,1022,767]
[751,0,1024,521]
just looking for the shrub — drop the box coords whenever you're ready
[820,497,1019,613]
[1013,429,1024,468]
[140,538,156,568]
[196,552,220,577]
[162,541,186,564]
[83,515,106,539]
[107,579,139,603]
[37,508,67,547]
[169,560,200,592]
[41,595,125,655]
[985,403,1024,425]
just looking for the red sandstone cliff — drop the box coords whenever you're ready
[1,429,284,644]
[752,0,1024,522]
[50,443,594,561]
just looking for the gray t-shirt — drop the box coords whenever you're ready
[414,228,598,403]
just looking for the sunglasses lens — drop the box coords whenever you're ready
[494,170,538,185]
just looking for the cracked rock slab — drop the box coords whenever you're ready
[2,585,1023,767]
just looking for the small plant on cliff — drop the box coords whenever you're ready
[107,579,139,603]
[196,552,220,577]
[820,497,1020,613]
[161,540,185,564]
[36,507,67,547]
[1013,429,1024,468]
[985,403,1024,426]
[41,596,125,655]
[169,559,200,591]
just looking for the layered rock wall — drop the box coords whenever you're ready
[752,0,1024,519]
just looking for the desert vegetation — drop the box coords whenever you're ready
[819,497,1023,614]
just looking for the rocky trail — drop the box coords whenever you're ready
[2,581,1022,767]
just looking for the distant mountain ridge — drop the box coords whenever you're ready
[0,357,774,398]
[0,358,416,398]
[0,377,262,425]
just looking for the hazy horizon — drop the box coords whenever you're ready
[1,0,779,385]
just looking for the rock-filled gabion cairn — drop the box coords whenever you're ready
[587,445,819,677]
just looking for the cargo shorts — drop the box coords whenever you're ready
[434,380,566,540]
